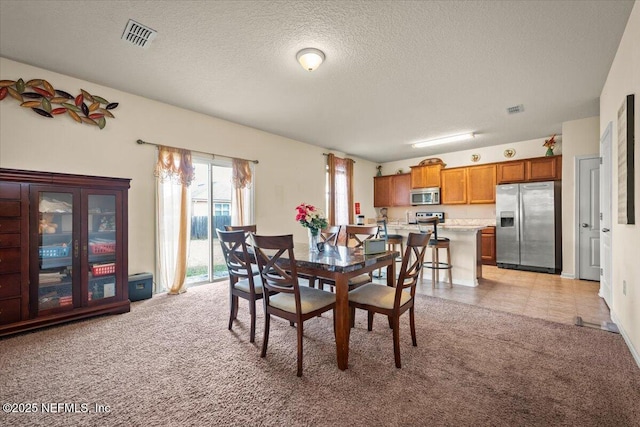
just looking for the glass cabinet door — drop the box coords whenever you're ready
[87,194,118,302]
[37,191,75,313]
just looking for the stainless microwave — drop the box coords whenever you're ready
[410,187,440,205]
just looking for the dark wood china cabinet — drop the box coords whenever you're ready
[0,168,130,337]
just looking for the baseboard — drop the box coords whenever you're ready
[561,271,576,279]
[610,311,640,369]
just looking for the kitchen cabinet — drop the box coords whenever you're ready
[410,164,442,189]
[467,164,497,204]
[527,155,562,181]
[441,168,467,204]
[497,155,562,184]
[0,168,130,337]
[481,226,496,265]
[374,173,411,207]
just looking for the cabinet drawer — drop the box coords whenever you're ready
[0,234,21,248]
[0,248,21,273]
[0,297,21,325]
[0,273,21,299]
[0,201,20,217]
[0,182,20,199]
[0,219,20,234]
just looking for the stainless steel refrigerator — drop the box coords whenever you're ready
[496,181,562,273]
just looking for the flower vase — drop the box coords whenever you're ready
[308,229,320,253]
[545,148,554,156]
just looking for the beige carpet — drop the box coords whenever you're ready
[1,282,639,427]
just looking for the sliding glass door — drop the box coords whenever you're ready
[186,159,233,285]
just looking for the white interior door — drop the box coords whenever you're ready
[577,156,601,281]
[600,122,613,306]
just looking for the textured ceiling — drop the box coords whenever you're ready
[0,0,634,162]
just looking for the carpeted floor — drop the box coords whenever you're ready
[1,282,639,427]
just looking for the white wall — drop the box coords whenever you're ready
[561,117,600,278]
[599,2,640,363]
[0,58,377,276]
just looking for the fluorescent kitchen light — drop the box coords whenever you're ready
[412,132,475,148]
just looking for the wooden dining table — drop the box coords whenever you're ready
[277,244,398,370]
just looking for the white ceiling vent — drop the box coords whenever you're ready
[506,104,525,114]
[121,19,157,48]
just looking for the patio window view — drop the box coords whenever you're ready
[186,160,233,285]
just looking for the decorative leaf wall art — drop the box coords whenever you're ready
[0,78,118,129]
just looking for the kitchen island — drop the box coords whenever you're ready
[387,223,486,287]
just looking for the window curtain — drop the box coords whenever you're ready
[231,158,253,226]
[154,146,195,295]
[327,153,354,243]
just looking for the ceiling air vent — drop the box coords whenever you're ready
[121,19,157,48]
[507,104,524,115]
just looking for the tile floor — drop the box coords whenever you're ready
[411,265,611,326]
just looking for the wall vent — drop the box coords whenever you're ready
[121,19,157,48]
[507,104,524,114]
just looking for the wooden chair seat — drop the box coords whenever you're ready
[269,286,336,314]
[233,275,263,294]
[349,284,412,310]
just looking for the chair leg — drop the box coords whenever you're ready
[296,322,304,377]
[410,307,417,347]
[249,298,256,343]
[432,247,438,288]
[392,315,402,368]
[228,293,238,330]
[367,311,374,331]
[350,306,356,328]
[447,246,453,288]
[261,313,270,358]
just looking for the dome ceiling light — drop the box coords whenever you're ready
[296,48,325,71]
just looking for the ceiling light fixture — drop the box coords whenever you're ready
[296,48,325,71]
[413,132,475,148]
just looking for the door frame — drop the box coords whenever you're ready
[574,155,600,281]
[599,122,613,305]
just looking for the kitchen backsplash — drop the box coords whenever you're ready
[384,205,496,223]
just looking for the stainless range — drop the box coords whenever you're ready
[415,211,445,223]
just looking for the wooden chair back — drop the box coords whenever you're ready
[395,232,431,301]
[320,225,341,247]
[344,225,379,248]
[252,234,300,298]
[216,229,255,281]
[225,224,257,234]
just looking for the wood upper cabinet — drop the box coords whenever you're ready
[497,155,562,184]
[497,160,526,184]
[441,167,467,204]
[527,155,562,181]
[410,164,442,189]
[467,164,497,204]
[374,173,411,207]
[374,175,392,207]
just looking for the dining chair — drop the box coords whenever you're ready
[348,231,431,368]
[217,229,264,343]
[252,234,336,377]
[320,225,341,247]
[342,224,380,289]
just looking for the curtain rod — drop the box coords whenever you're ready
[323,152,356,163]
[136,139,259,164]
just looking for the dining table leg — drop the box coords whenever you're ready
[334,274,350,370]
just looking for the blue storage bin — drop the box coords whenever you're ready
[128,273,153,301]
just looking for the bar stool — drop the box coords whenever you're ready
[417,218,453,288]
[377,219,404,257]
[376,219,403,279]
